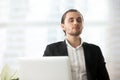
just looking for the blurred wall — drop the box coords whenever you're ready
[106,0,120,80]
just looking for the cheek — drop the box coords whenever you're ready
[80,27,83,32]
[63,23,72,31]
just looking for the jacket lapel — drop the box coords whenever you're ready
[58,41,68,56]
[83,42,92,80]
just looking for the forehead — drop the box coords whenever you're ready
[65,12,82,19]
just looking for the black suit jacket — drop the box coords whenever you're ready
[43,41,110,80]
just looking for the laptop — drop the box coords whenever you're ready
[18,56,72,80]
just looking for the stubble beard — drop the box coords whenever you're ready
[69,31,81,37]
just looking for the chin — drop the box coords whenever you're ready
[70,33,80,36]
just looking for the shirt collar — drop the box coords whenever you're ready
[66,38,83,49]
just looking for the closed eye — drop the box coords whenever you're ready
[77,17,82,23]
[69,18,74,22]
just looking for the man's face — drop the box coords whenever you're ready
[61,12,83,36]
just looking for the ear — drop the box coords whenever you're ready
[61,24,65,31]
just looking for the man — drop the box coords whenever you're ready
[43,9,110,80]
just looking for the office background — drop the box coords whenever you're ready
[0,0,120,80]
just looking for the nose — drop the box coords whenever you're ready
[74,19,78,24]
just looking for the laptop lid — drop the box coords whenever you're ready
[18,56,72,80]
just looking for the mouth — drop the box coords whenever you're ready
[73,26,80,30]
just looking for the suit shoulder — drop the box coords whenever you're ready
[83,42,100,48]
[47,41,65,47]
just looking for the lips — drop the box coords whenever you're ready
[73,26,80,30]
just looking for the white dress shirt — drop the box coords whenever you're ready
[66,39,87,80]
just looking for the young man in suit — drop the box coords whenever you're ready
[43,9,110,80]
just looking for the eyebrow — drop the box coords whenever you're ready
[77,17,82,19]
[68,17,82,20]
[69,17,74,20]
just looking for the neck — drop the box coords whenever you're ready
[66,36,81,48]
